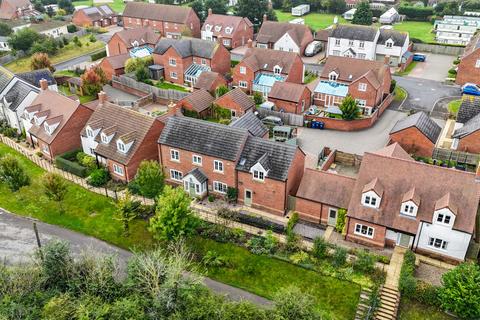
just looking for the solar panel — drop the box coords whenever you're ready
[84,7,99,14]
[100,5,113,14]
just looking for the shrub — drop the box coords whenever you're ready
[67,24,77,33]
[448,68,457,75]
[332,246,347,268]
[353,249,376,274]
[312,236,329,259]
[390,79,396,93]
[287,212,299,233]
[89,34,96,42]
[217,208,286,233]
[273,286,322,320]
[55,156,87,177]
[0,154,30,191]
[87,168,110,187]
[335,208,347,233]
[183,109,199,118]
[76,152,97,172]
[208,194,214,202]
[289,251,310,265]
[226,187,238,203]
[246,235,274,255]
[90,50,107,61]
[398,5,434,20]
[399,250,417,297]
[253,92,264,105]
[285,231,303,253]
[415,281,440,307]
[202,250,230,267]
[133,160,164,199]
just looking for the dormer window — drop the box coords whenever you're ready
[86,127,94,138]
[225,27,232,34]
[44,123,52,135]
[437,213,451,224]
[364,195,377,207]
[205,24,212,31]
[117,140,126,153]
[329,71,338,81]
[24,110,30,121]
[101,133,109,144]
[335,39,340,46]
[273,65,282,75]
[401,202,418,217]
[215,25,222,32]
[386,39,394,48]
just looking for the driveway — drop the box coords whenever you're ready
[0,208,271,306]
[407,53,456,82]
[297,109,407,157]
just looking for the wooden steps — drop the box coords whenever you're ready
[374,285,400,320]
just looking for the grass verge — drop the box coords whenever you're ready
[395,61,418,76]
[73,0,126,12]
[275,10,347,30]
[447,99,462,116]
[58,85,96,104]
[394,86,407,102]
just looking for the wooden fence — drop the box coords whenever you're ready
[112,75,189,102]
[256,108,305,127]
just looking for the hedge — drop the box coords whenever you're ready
[398,5,434,20]
[58,149,80,161]
[91,50,107,61]
[217,208,286,234]
[55,156,87,177]
[399,250,417,296]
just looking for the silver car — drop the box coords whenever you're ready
[304,41,322,57]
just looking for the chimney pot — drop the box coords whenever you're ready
[247,39,253,48]
[208,8,212,16]
[98,91,107,104]
[39,78,48,91]
[263,14,267,22]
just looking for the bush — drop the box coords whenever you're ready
[55,156,87,177]
[67,24,77,33]
[390,79,396,93]
[335,208,347,234]
[448,68,457,75]
[287,212,299,233]
[226,187,238,203]
[87,168,110,187]
[289,251,310,265]
[353,249,376,274]
[0,154,30,191]
[253,92,264,105]
[208,194,214,202]
[285,231,303,253]
[415,281,440,307]
[332,246,347,268]
[91,50,107,61]
[312,236,329,259]
[246,236,271,255]
[202,250,230,267]
[398,5,434,20]
[217,208,286,233]
[399,250,417,297]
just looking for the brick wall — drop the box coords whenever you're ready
[111,81,148,98]
[107,33,129,56]
[285,56,304,84]
[345,217,386,247]
[230,20,254,49]
[389,127,435,157]
[232,62,255,93]
[457,130,480,154]
[72,10,93,27]
[285,149,305,206]
[456,50,480,86]
[153,48,192,85]
[176,99,211,118]
[295,197,322,223]
[210,44,231,76]
[99,58,125,81]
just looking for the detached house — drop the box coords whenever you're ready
[452,96,480,153]
[22,80,94,161]
[175,89,215,118]
[267,82,311,114]
[98,53,130,81]
[233,46,304,96]
[123,2,200,38]
[106,27,160,57]
[313,56,391,116]
[456,33,480,86]
[345,143,479,262]
[201,9,253,49]
[193,71,227,94]
[214,88,255,118]
[256,19,313,54]
[72,5,118,27]
[0,0,39,20]
[153,38,230,86]
[80,93,165,182]
[158,116,305,215]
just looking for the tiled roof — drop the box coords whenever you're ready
[193,71,223,91]
[202,14,252,37]
[123,2,193,23]
[17,69,56,88]
[256,21,312,48]
[0,66,13,93]
[456,96,480,124]
[347,143,479,234]
[114,27,160,48]
[378,29,408,47]
[390,111,442,144]
[102,53,129,69]
[78,5,116,21]
[83,102,158,165]
[236,135,297,181]
[296,169,356,208]
[268,82,309,103]
[453,113,480,138]
[154,38,218,59]
[330,24,378,41]
[159,116,249,161]
[315,29,330,42]
[186,167,208,184]
[229,112,268,137]
[181,89,215,112]
[4,79,39,111]
[241,48,300,74]
[215,88,255,111]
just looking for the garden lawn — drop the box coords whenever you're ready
[156,81,189,92]
[395,61,418,76]
[73,0,126,12]
[4,35,105,73]
[447,99,462,116]
[398,299,454,320]
[392,21,435,43]
[275,10,346,30]
[58,85,96,104]
[190,237,360,320]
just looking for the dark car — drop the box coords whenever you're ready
[412,53,426,62]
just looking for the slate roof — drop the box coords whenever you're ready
[180,89,215,113]
[4,79,39,111]
[186,167,208,184]
[256,21,312,48]
[347,143,480,234]
[113,27,160,48]
[83,101,158,165]
[17,69,56,88]
[241,48,300,74]
[296,168,356,208]
[330,24,378,41]
[236,135,298,181]
[123,2,194,23]
[0,66,13,93]
[159,116,249,161]
[229,112,268,137]
[154,38,218,59]
[215,88,255,112]
[268,82,310,103]
[456,96,480,124]
[202,14,252,38]
[378,29,408,46]
[452,113,480,138]
[390,111,442,144]
[77,5,116,21]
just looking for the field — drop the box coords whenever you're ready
[72,0,126,12]
[4,35,104,73]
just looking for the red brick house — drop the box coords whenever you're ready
[122,2,200,38]
[158,116,305,215]
[456,33,480,86]
[22,80,94,161]
[176,89,215,118]
[313,56,391,117]
[153,38,230,86]
[0,0,38,20]
[389,111,441,157]
[232,46,304,96]
[452,96,480,154]
[98,53,129,81]
[106,27,160,57]
[256,19,313,55]
[72,5,119,27]
[80,93,165,182]
[201,9,253,49]
[193,71,227,94]
[214,88,255,118]
[267,82,312,114]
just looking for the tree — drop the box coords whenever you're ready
[30,37,59,56]
[0,22,12,37]
[190,0,205,22]
[42,173,68,211]
[352,1,372,25]
[134,160,165,199]
[81,66,107,96]
[115,190,141,236]
[8,28,41,53]
[326,0,347,14]
[30,52,55,72]
[135,66,149,83]
[148,186,197,241]
[0,154,30,191]
[273,286,322,320]
[125,57,153,73]
[205,0,228,15]
[439,263,480,319]
[58,0,75,14]
[215,85,229,98]
[46,5,55,17]
[339,95,361,120]
[235,0,277,29]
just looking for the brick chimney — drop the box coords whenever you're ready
[384,55,390,66]
[98,91,107,104]
[39,78,48,91]
[263,14,267,22]
[247,39,253,48]
[208,8,212,16]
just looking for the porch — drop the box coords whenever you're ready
[184,64,210,86]
[252,73,286,97]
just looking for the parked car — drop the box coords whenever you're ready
[462,83,480,96]
[304,41,322,57]
[261,116,284,127]
[412,53,426,62]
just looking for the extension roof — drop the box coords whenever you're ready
[77,5,116,21]
[215,88,255,112]
[229,111,268,137]
[456,96,480,124]
[101,53,130,69]
[123,2,194,23]
[17,69,56,88]
[453,113,480,139]
[330,24,378,41]
[241,47,300,74]
[268,82,310,103]
[3,79,39,111]
[390,111,442,144]
[180,89,214,113]
[256,21,312,48]
[113,27,160,48]
[154,38,219,59]
[193,71,225,92]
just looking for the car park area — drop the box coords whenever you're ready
[407,52,457,81]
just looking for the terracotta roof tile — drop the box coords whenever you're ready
[268,82,310,102]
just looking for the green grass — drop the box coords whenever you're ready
[394,86,407,102]
[391,21,435,43]
[190,237,360,320]
[72,0,126,13]
[304,72,318,84]
[398,299,454,320]
[275,10,346,30]
[395,61,418,76]
[447,99,462,115]
[54,70,78,77]
[58,85,96,104]
[155,81,189,92]
[4,35,105,73]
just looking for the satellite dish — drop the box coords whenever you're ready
[333,16,338,24]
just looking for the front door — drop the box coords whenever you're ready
[397,233,411,248]
[327,208,337,226]
[244,189,252,206]
[325,95,334,107]
[189,182,196,197]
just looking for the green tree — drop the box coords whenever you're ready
[135,66,149,83]
[148,186,197,241]
[253,91,264,105]
[46,5,55,17]
[42,173,68,211]
[115,190,141,236]
[205,0,228,15]
[58,0,75,14]
[190,0,205,22]
[439,262,480,319]
[352,1,372,25]
[235,0,277,29]
[134,160,165,199]
[215,85,229,97]
[0,154,30,191]
[326,0,347,14]
[339,95,361,120]
[273,286,322,320]
[0,22,12,37]
[30,52,55,72]
[8,28,41,53]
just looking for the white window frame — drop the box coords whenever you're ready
[113,163,124,176]
[223,39,230,46]
[101,133,109,144]
[201,58,206,65]
[170,169,183,181]
[253,170,265,181]
[357,53,366,59]
[358,83,367,92]
[213,160,224,173]
[117,140,126,153]
[169,58,176,66]
[329,72,338,81]
[475,59,480,68]
[170,71,177,79]
[428,237,448,250]
[273,66,282,75]
[86,127,94,138]
[386,40,393,48]
[402,204,415,215]
[335,39,340,46]
[359,41,365,49]
[354,223,374,239]
[436,213,452,225]
[239,81,248,88]
[348,40,354,46]
[192,154,202,166]
[213,181,228,194]
[363,195,377,207]
[356,99,367,107]
[240,66,246,74]
[170,149,180,162]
